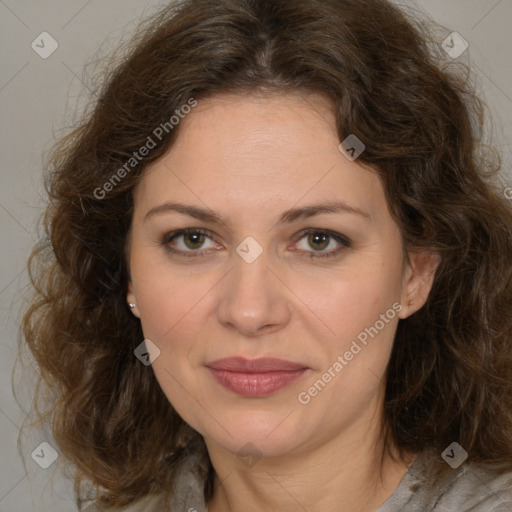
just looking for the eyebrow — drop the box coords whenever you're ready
[144,200,371,225]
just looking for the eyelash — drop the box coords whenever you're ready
[161,228,351,259]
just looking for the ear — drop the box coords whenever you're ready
[127,280,140,318]
[398,251,441,319]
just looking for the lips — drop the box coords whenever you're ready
[206,357,309,397]
[206,357,307,372]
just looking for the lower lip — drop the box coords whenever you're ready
[207,368,308,397]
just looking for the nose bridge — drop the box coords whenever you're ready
[216,240,291,335]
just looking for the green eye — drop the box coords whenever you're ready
[294,230,351,258]
[182,231,207,250]
[162,228,351,259]
[163,228,218,256]
[307,232,331,251]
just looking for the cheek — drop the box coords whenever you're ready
[131,266,215,426]
[293,268,402,422]
[135,270,213,346]
[129,239,219,341]
[298,252,403,343]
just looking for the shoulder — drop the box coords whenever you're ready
[82,493,168,512]
[381,449,512,511]
[435,461,512,511]
[82,451,208,512]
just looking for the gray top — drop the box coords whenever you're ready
[84,449,512,511]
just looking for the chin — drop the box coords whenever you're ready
[199,410,310,460]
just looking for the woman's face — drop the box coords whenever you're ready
[127,92,435,460]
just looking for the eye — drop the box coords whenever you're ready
[161,228,351,259]
[162,228,220,256]
[293,229,351,258]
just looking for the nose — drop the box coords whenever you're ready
[216,248,292,337]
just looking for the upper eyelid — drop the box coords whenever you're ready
[163,228,217,245]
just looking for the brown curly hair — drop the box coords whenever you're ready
[19,0,512,509]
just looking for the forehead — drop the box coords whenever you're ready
[133,92,388,226]
[173,91,338,161]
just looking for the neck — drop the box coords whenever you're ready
[205,412,416,512]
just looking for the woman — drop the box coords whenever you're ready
[21,0,512,510]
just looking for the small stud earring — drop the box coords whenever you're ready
[128,303,136,309]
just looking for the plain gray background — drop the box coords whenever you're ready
[1,1,511,511]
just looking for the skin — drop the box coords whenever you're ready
[127,92,439,512]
